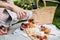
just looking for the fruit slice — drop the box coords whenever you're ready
[21,23,29,28]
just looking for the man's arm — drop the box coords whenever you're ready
[0,1,27,19]
[0,1,17,11]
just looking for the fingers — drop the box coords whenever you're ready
[21,11,27,19]
[0,31,2,35]
[17,12,21,19]
[0,29,7,35]
[17,11,27,19]
[13,6,27,19]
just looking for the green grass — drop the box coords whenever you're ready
[53,6,60,29]
[38,1,57,7]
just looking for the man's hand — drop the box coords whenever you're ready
[0,30,2,35]
[13,6,27,19]
[0,1,27,20]
[0,30,7,35]
[0,27,9,35]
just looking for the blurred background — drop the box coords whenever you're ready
[13,0,60,29]
[13,0,59,10]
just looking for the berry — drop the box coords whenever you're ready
[36,35,43,40]
[43,35,47,39]
[36,35,40,38]
[39,36,43,40]
[28,19,34,22]
[41,25,45,28]
[21,23,29,28]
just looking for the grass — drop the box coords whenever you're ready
[38,1,57,7]
[53,5,60,29]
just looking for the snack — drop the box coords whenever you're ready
[41,26,51,34]
[28,19,34,23]
[21,23,29,28]
[20,23,29,31]
[25,26,49,40]
[20,19,51,40]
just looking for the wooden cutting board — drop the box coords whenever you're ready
[32,6,56,25]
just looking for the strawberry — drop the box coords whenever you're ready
[28,19,34,23]
[21,23,29,28]
[39,36,43,40]
[36,35,40,38]
[43,35,47,39]
[36,35,43,40]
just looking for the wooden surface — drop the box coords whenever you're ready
[32,6,56,25]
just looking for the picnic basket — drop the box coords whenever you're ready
[32,0,56,25]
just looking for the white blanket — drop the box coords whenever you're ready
[13,24,60,40]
